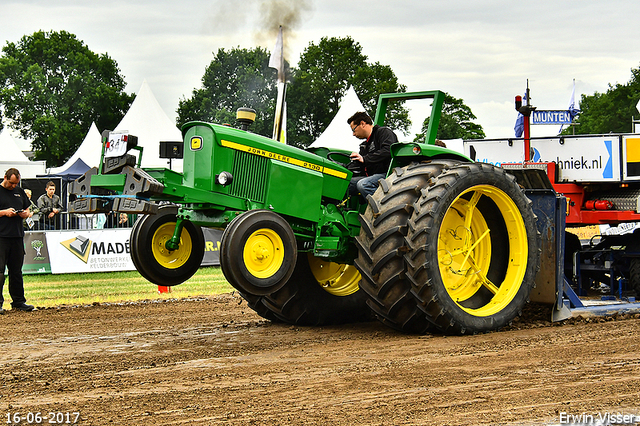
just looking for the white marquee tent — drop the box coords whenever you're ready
[0,128,46,178]
[310,86,368,153]
[115,79,183,171]
[47,122,102,174]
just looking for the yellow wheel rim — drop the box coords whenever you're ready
[243,228,285,278]
[438,185,528,317]
[307,253,360,296]
[152,222,193,269]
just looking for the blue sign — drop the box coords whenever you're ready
[532,110,572,125]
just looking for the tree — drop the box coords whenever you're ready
[413,92,485,141]
[287,36,410,147]
[177,47,279,137]
[567,66,640,135]
[0,30,134,167]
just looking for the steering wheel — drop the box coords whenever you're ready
[325,151,352,166]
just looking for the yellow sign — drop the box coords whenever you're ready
[627,138,640,162]
[220,140,348,179]
[191,136,203,151]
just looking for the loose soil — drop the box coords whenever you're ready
[1,293,639,425]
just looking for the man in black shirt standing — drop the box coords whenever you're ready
[347,111,398,200]
[0,168,34,313]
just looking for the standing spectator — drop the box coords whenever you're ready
[23,188,39,230]
[37,181,64,230]
[0,168,35,313]
[118,213,129,228]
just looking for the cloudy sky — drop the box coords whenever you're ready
[3,0,640,140]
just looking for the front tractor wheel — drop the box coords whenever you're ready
[131,206,205,286]
[406,162,541,334]
[220,210,298,296]
[221,210,370,325]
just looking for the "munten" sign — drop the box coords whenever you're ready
[532,110,572,125]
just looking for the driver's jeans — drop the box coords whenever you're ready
[348,174,385,201]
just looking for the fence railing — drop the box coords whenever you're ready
[27,212,137,231]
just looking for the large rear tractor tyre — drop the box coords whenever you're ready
[242,253,371,325]
[220,210,297,296]
[131,206,205,286]
[354,160,462,333]
[406,162,541,334]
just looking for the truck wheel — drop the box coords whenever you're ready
[220,210,297,296]
[564,232,582,288]
[241,253,371,325]
[406,162,541,334]
[354,160,462,333]
[631,259,640,296]
[131,205,205,286]
[629,236,640,296]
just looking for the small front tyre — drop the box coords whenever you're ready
[220,210,298,296]
[131,206,205,286]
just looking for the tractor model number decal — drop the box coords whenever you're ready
[220,140,347,179]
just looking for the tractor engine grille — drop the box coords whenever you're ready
[228,150,268,203]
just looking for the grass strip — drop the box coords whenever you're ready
[21,266,234,308]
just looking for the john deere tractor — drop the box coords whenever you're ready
[70,91,542,334]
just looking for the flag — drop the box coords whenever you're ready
[514,114,524,137]
[514,88,527,137]
[559,79,580,134]
[269,26,286,143]
[268,26,285,83]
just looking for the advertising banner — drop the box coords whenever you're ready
[45,229,135,274]
[202,227,222,266]
[23,231,52,274]
[464,136,620,183]
[531,137,618,182]
[23,227,224,275]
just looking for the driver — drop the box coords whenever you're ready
[346,112,397,200]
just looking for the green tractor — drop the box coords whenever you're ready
[70,91,541,334]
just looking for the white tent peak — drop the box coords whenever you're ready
[47,122,102,174]
[115,79,182,170]
[0,128,30,162]
[310,86,368,153]
[0,128,46,178]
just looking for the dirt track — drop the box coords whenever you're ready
[1,293,639,425]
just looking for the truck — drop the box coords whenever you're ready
[68,90,640,334]
[464,89,640,305]
[464,132,640,302]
